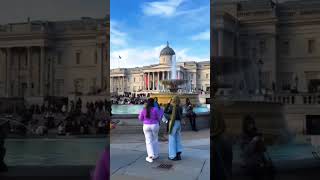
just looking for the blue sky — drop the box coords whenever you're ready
[110,0,210,69]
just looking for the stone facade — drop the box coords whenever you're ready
[212,0,320,94]
[110,44,210,95]
[0,17,109,98]
[211,0,320,138]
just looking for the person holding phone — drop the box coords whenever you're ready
[164,96,186,161]
[240,115,275,180]
[185,98,197,131]
[139,98,162,163]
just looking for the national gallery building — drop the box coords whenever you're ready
[0,17,108,99]
[212,0,320,95]
[110,43,210,96]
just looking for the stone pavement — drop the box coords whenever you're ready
[110,129,210,180]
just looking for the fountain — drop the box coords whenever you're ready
[211,56,290,144]
[150,49,200,105]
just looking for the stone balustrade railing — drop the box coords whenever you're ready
[266,93,320,105]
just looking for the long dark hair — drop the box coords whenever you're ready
[242,115,259,137]
[186,98,191,105]
[146,98,154,118]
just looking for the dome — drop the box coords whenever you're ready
[160,42,175,56]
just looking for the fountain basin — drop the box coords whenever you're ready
[111,112,210,134]
[151,93,199,106]
[212,100,290,144]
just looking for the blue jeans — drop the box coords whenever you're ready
[168,120,183,159]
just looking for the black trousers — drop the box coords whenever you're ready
[187,113,197,130]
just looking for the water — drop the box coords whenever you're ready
[233,143,316,162]
[171,55,177,79]
[112,104,210,115]
[5,138,106,166]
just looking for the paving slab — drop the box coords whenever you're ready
[110,129,210,180]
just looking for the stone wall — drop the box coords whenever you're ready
[111,113,210,134]
[214,101,289,144]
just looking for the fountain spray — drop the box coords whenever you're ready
[171,55,177,80]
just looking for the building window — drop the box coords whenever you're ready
[92,78,97,87]
[57,52,62,65]
[74,79,84,93]
[94,51,98,64]
[282,40,290,55]
[25,53,28,66]
[76,52,81,64]
[259,40,266,54]
[252,47,257,58]
[54,79,64,96]
[206,74,209,79]
[241,41,248,56]
[134,77,136,82]
[308,39,315,54]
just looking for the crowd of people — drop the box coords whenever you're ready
[111,94,148,105]
[2,97,111,136]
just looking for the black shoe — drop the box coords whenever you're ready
[176,152,182,160]
[168,157,179,161]
[0,163,8,172]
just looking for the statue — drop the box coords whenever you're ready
[0,119,9,172]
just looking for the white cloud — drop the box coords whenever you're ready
[191,30,210,41]
[142,0,185,17]
[110,20,127,47]
[111,45,165,69]
[175,48,209,62]
[111,44,209,69]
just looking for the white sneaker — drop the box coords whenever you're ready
[146,157,153,163]
[153,155,159,160]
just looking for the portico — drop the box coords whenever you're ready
[0,46,49,97]
[0,18,108,98]
[142,69,186,91]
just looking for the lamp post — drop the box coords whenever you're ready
[257,58,264,95]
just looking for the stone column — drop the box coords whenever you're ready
[142,74,144,90]
[141,74,144,91]
[102,43,107,91]
[26,47,32,96]
[145,73,147,90]
[218,30,224,57]
[110,77,112,92]
[40,46,45,96]
[152,72,155,91]
[97,44,102,90]
[270,34,277,88]
[157,72,160,91]
[122,76,124,92]
[5,48,11,97]
[148,72,151,91]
